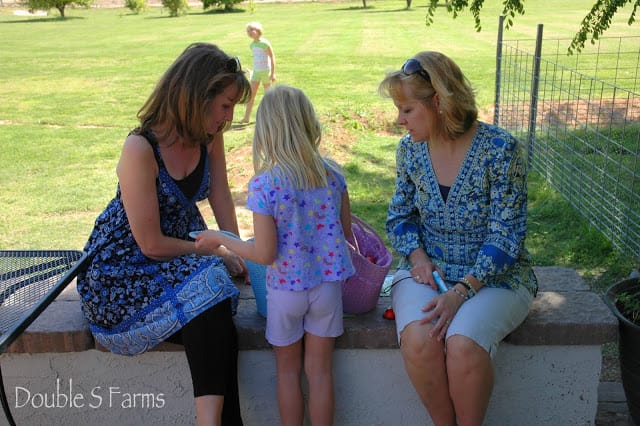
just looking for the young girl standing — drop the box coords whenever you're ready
[240,21,276,124]
[195,84,355,426]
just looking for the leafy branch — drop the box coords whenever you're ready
[426,0,525,31]
[568,0,639,53]
[424,0,638,54]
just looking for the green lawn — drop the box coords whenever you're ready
[0,0,637,292]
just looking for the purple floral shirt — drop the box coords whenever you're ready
[247,166,355,291]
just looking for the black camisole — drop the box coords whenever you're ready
[174,145,206,199]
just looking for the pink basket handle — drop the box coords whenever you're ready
[349,214,386,256]
[351,214,379,238]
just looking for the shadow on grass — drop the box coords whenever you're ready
[329,3,433,13]
[344,145,396,228]
[141,6,247,18]
[198,7,246,15]
[0,16,84,24]
[330,5,407,13]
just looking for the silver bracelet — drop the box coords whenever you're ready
[449,286,468,301]
[459,277,477,298]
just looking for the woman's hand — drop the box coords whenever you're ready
[409,260,441,291]
[420,287,465,341]
[220,247,248,279]
[195,232,250,283]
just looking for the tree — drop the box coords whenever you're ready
[202,0,242,12]
[162,0,188,16]
[125,0,148,14]
[424,0,639,53]
[22,0,92,17]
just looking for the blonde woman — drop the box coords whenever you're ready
[196,85,355,426]
[379,51,538,426]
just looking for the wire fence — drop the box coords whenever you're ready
[494,17,640,259]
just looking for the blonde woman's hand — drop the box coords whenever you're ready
[409,261,441,290]
[420,286,465,341]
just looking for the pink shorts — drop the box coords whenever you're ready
[265,281,344,347]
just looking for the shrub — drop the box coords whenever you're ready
[202,0,242,11]
[162,0,188,16]
[125,0,147,13]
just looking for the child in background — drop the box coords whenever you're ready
[196,84,355,426]
[240,21,276,124]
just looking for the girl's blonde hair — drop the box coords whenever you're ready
[252,85,339,189]
[378,51,478,139]
[246,21,263,36]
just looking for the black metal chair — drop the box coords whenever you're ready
[0,250,88,426]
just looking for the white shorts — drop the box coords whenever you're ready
[265,281,344,347]
[390,269,533,358]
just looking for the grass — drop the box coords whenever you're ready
[0,0,638,295]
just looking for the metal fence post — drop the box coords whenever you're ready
[527,24,543,169]
[494,15,504,126]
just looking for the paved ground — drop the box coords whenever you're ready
[597,382,635,425]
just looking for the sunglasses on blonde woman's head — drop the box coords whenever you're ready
[402,58,430,81]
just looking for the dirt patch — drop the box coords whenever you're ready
[498,98,639,129]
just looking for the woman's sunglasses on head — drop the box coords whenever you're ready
[226,56,242,73]
[402,58,430,81]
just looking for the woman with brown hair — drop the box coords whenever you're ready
[77,42,251,425]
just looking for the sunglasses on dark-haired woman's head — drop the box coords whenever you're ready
[226,56,242,73]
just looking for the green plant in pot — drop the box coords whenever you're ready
[604,273,640,425]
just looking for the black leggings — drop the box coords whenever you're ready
[167,298,242,425]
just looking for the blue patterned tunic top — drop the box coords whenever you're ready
[386,122,538,296]
[76,130,239,355]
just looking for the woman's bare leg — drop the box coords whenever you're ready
[400,321,456,426]
[446,335,493,426]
